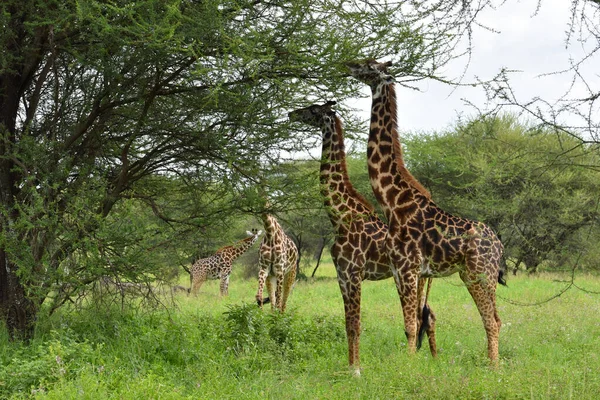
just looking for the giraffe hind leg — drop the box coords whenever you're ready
[418,304,438,357]
[191,273,206,296]
[460,268,501,364]
[267,276,277,311]
[416,277,427,350]
[279,265,297,313]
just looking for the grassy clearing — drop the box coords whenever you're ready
[1,260,599,399]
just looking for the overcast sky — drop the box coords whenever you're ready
[348,0,599,133]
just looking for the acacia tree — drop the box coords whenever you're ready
[0,0,503,339]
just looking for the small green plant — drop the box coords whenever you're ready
[223,302,269,355]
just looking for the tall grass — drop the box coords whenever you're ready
[1,262,599,399]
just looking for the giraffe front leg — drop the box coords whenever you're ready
[336,261,362,376]
[400,283,419,354]
[390,255,419,354]
[219,274,230,296]
[256,265,268,308]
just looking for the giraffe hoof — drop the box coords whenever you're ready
[256,297,270,306]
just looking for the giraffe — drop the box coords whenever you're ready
[289,101,436,375]
[347,59,506,364]
[189,229,262,296]
[256,213,298,313]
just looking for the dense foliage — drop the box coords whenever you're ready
[2,0,599,340]
[1,0,481,337]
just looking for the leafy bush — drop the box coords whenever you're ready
[223,303,344,361]
[0,330,98,398]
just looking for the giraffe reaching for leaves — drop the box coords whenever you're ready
[256,213,298,313]
[289,101,436,375]
[190,229,262,296]
[347,59,506,364]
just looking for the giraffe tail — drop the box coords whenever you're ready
[498,269,507,286]
[498,256,508,286]
[417,304,431,350]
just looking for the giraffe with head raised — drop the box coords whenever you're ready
[347,59,506,364]
[190,229,262,296]
[289,101,437,375]
[256,213,298,312]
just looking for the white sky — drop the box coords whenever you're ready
[348,0,599,133]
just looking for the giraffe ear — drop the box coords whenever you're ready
[256,230,263,236]
[246,231,253,236]
[384,61,393,68]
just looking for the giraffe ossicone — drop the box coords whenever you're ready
[347,59,506,365]
[289,101,437,375]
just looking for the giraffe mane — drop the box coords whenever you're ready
[215,234,256,253]
[215,245,232,253]
[388,84,431,199]
[333,116,376,213]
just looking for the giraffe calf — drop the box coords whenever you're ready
[190,229,262,296]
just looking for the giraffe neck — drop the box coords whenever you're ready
[367,80,430,217]
[261,214,280,240]
[320,115,374,228]
[221,234,258,260]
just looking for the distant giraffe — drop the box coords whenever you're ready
[289,101,436,375]
[347,59,506,363]
[256,213,298,312]
[190,229,262,296]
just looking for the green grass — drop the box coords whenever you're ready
[1,261,599,399]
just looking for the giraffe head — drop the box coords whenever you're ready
[247,229,263,237]
[346,59,394,88]
[288,101,337,127]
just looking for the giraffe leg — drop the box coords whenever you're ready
[425,306,437,358]
[256,261,268,308]
[275,272,285,312]
[416,277,426,349]
[191,273,206,296]
[219,274,230,296]
[280,264,296,313]
[460,268,500,365]
[335,260,362,376]
[267,275,277,311]
[390,256,420,354]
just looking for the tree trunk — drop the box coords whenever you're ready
[512,256,523,276]
[0,250,38,340]
[311,239,327,278]
[0,20,42,339]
